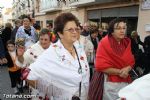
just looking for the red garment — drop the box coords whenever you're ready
[109,35,128,56]
[95,35,135,82]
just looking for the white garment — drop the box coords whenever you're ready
[15,41,49,99]
[27,40,90,100]
[23,41,45,66]
[79,35,94,64]
[118,74,150,100]
[79,35,94,55]
[23,42,46,99]
[103,74,128,100]
[16,41,46,68]
[103,82,128,100]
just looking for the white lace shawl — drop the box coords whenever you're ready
[27,40,90,99]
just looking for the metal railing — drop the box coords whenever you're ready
[69,0,95,6]
[40,0,62,12]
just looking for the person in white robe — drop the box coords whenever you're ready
[16,28,52,99]
[16,28,51,67]
[25,13,90,100]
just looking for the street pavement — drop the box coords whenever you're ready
[0,66,29,100]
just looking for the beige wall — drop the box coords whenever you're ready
[35,12,60,28]
[35,15,45,28]
[137,3,150,42]
[36,8,86,28]
[45,12,60,25]
[70,8,86,25]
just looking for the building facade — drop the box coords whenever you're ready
[34,0,140,35]
[12,0,150,41]
[34,0,70,28]
[12,0,34,20]
[137,0,150,41]
[69,0,139,36]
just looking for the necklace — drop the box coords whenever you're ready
[64,45,75,58]
[67,47,74,55]
[60,40,74,55]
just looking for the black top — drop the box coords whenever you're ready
[131,35,144,54]
[0,37,5,58]
[144,35,150,55]
[5,51,14,68]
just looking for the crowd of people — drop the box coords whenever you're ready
[0,12,150,100]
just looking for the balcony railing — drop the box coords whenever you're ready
[69,0,135,7]
[40,0,62,13]
[69,0,95,7]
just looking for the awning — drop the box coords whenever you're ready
[87,10,101,19]
[87,6,139,19]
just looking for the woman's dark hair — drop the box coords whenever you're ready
[47,23,53,28]
[54,12,79,35]
[39,28,52,41]
[33,23,41,30]
[108,18,127,34]
[5,23,12,28]
[7,40,15,46]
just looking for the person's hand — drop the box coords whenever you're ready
[17,46,25,57]
[119,70,128,78]
[122,66,132,73]
[2,58,7,64]
[119,66,131,78]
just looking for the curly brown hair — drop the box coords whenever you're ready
[54,12,79,35]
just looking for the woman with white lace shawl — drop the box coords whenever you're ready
[23,13,90,100]
[16,28,52,99]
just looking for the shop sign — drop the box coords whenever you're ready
[145,24,150,31]
[141,0,150,10]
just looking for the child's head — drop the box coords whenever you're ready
[7,40,15,52]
